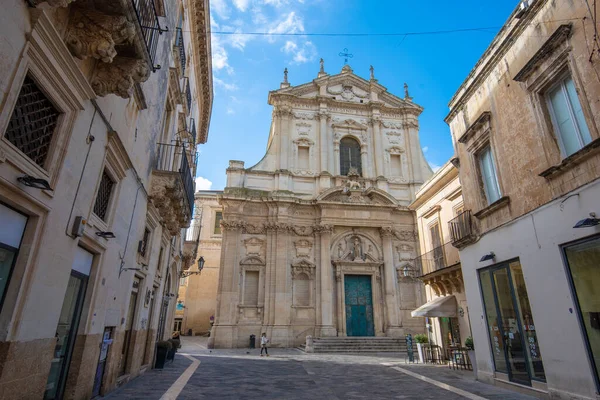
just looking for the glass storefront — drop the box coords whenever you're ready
[479,259,545,385]
[564,236,600,391]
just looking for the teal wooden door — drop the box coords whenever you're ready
[344,275,375,336]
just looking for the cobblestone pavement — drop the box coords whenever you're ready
[104,337,538,400]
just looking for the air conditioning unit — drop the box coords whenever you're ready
[515,0,531,18]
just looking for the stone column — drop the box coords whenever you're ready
[380,227,402,336]
[209,220,241,348]
[372,117,384,177]
[318,225,336,336]
[318,112,329,173]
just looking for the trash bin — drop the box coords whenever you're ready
[249,334,256,349]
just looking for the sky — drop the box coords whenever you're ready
[194,0,518,191]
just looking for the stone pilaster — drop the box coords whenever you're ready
[380,227,402,336]
[371,117,384,177]
[318,224,336,336]
[317,111,330,173]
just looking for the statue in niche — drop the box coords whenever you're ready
[368,245,374,255]
[337,242,344,259]
[351,237,364,261]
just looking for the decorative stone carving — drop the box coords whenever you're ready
[393,229,418,242]
[91,57,150,98]
[274,106,293,118]
[294,239,313,258]
[66,8,136,63]
[291,259,316,279]
[293,112,317,120]
[148,173,191,236]
[379,227,394,238]
[327,84,368,101]
[244,237,265,256]
[291,225,314,236]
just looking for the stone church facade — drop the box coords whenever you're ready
[209,63,433,348]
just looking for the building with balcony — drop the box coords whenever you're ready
[177,190,223,337]
[409,161,471,360]
[0,0,212,398]
[446,0,600,398]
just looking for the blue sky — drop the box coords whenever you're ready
[195,0,517,190]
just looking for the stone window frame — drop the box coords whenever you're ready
[0,11,94,197]
[514,24,600,177]
[291,260,316,308]
[385,146,406,180]
[212,209,223,237]
[239,256,265,307]
[292,137,315,173]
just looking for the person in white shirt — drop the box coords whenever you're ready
[260,332,269,357]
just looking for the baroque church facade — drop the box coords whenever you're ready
[208,62,433,348]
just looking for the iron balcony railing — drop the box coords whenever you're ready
[175,27,186,74]
[155,143,194,217]
[132,0,167,71]
[185,79,192,113]
[449,210,474,246]
[414,241,460,277]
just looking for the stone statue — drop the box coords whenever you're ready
[283,68,289,84]
[404,82,411,100]
[370,65,375,80]
[338,242,344,259]
[320,58,325,73]
[352,237,363,261]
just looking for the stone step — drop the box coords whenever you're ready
[308,337,410,353]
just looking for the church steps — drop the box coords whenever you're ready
[309,337,410,353]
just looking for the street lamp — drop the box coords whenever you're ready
[179,256,205,278]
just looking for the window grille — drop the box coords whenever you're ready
[4,75,61,167]
[93,170,115,222]
[339,137,362,176]
[139,228,151,257]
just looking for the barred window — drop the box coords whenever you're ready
[340,137,362,176]
[4,75,61,168]
[139,228,151,257]
[93,170,115,222]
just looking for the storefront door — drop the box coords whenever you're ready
[45,247,92,399]
[0,202,28,312]
[563,236,600,392]
[479,259,545,386]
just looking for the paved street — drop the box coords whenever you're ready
[104,337,537,400]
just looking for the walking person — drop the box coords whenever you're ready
[260,332,269,357]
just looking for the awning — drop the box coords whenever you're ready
[411,295,457,318]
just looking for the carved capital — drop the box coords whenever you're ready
[379,226,394,238]
[316,111,331,122]
[91,57,150,98]
[220,219,243,231]
[370,117,382,127]
[314,224,334,234]
[66,8,135,63]
[274,106,293,118]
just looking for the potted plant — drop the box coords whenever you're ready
[155,340,172,369]
[414,334,429,364]
[465,337,477,377]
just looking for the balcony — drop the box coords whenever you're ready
[414,242,464,296]
[175,27,187,75]
[185,78,192,114]
[189,118,197,144]
[39,0,167,98]
[183,216,200,270]
[149,143,195,236]
[449,210,477,248]
[414,242,460,277]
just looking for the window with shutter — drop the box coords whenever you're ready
[293,274,310,306]
[339,137,362,176]
[547,76,592,156]
[244,271,259,305]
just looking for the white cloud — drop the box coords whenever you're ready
[282,40,316,64]
[211,0,230,19]
[211,35,233,74]
[214,76,238,91]
[422,146,429,153]
[263,0,304,7]
[230,31,253,51]
[226,107,235,114]
[195,176,213,191]
[268,11,305,41]
[232,0,250,11]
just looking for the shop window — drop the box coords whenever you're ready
[93,170,115,222]
[564,237,600,390]
[4,75,61,168]
[546,75,592,157]
[479,260,545,385]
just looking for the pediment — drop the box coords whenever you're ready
[331,119,369,131]
[240,255,266,266]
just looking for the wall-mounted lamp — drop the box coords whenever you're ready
[479,252,495,262]
[96,231,116,239]
[17,175,52,190]
[179,256,205,278]
[573,212,600,229]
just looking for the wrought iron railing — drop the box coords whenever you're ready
[449,210,473,246]
[414,241,460,277]
[155,143,194,217]
[175,27,186,74]
[185,79,192,113]
[132,0,167,71]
